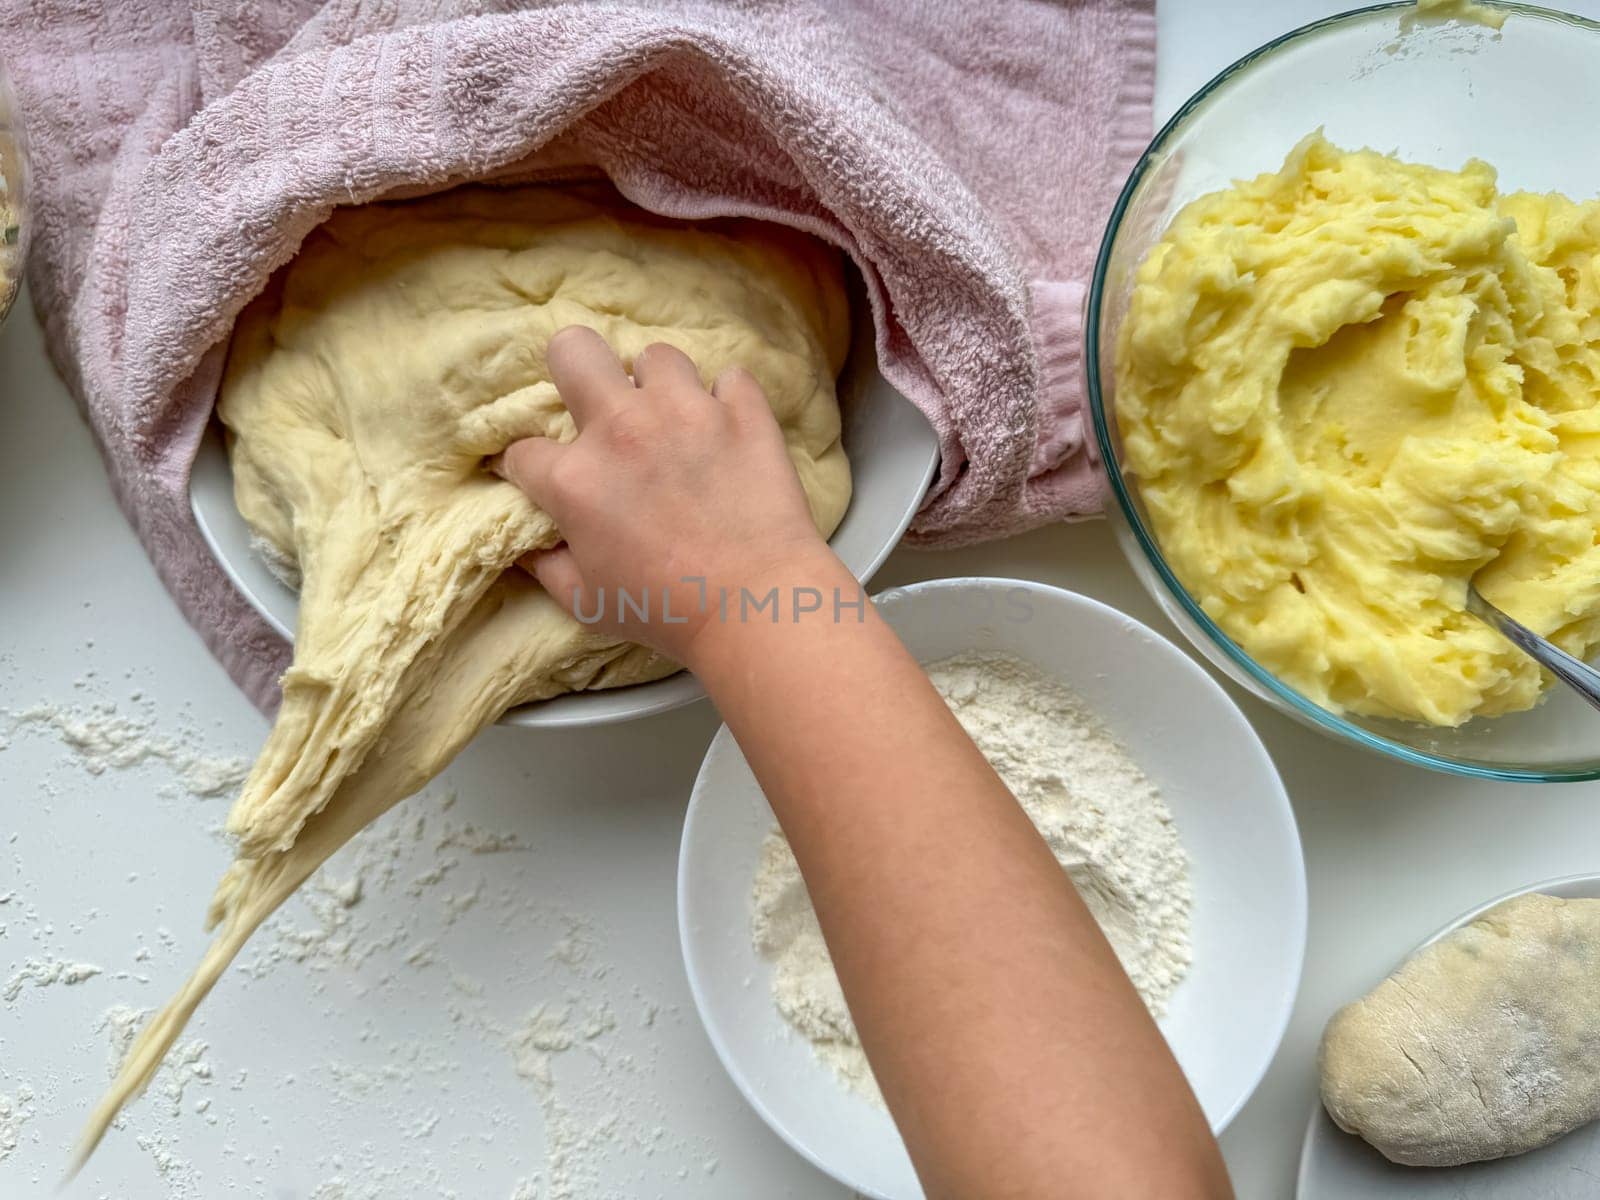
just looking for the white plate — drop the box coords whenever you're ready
[189,299,939,728]
[678,577,1308,1199]
[1299,872,1600,1200]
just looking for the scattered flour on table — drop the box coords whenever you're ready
[240,796,533,981]
[2,955,102,1002]
[3,700,250,800]
[4,687,710,1195]
[0,692,248,1193]
[0,1085,35,1164]
[101,1005,215,1121]
[96,1004,217,1197]
[269,803,713,1199]
[751,651,1194,1104]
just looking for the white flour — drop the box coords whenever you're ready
[5,701,250,800]
[90,1004,218,1196]
[2,956,102,1002]
[3,687,705,1195]
[0,1086,34,1164]
[0,696,235,1195]
[751,651,1194,1104]
[101,1005,215,1121]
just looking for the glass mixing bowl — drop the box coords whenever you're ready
[1087,1,1600,782]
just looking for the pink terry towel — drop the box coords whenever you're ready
[1,0,1155,710]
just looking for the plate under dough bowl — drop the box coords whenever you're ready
[190,289,939,729]
[1298,872,1600,1200]
[679,577,1308,1200]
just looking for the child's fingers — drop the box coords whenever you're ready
[713,366,776,424]
[522,546,590,619]
[498,436,570,520]
[632,341,701,391]
[545,325,630,427]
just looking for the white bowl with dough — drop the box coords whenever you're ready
[190,314,940,728]
[677,577,1307,1200]
[1298,872,1600,1200]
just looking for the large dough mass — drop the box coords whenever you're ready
[1320,893,1600,1167]
[79,184,852,1157]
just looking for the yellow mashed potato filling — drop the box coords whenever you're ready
[1411,0,1506,30]
[1117,135,1600,726]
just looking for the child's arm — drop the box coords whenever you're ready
[500,326,1233,1200]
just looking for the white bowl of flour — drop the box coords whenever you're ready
[678,577,1306,1200]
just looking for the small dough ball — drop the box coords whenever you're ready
[1320,893,1600,1167]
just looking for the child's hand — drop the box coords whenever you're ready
[500,332,1231,1200]
[497,326,833,665]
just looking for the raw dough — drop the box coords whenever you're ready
[1409,0,1507,30]
[1117,134,1600,726]
[1320,893,1600,1167]
[77,183,852,1160]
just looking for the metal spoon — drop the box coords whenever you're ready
[1465,582,1600,714]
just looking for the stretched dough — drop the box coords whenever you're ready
[1320,893,1600,1167]
[76,184,851,1162]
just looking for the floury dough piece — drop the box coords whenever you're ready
[76,184,852,1162]
[1320,893,1600,1167]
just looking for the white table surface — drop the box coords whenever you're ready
[6,3,1600,1197]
